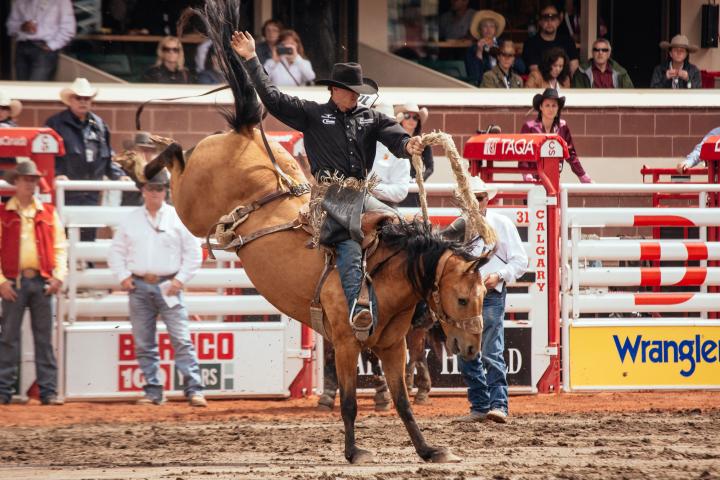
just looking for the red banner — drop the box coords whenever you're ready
[463,133,569,161]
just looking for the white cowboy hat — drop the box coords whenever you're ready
[0,91,22,118]
[470,10,506,40]
[468,176,498,200]
[395,103,429,124]
[60,78,98,106]
[373,103,395,119]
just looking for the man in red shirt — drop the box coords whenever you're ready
[0,161,67,405]
[573,38,634,88]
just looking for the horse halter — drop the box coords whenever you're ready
[429,250,484,335]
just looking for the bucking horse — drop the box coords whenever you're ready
[143,0,495,464]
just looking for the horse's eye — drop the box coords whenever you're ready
[458,298,468,306]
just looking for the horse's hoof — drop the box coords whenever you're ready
[349,448,375,464]
[316,403,333,412]
[428,447,462,463]
[414,392,430,405]
[374,402,391,412]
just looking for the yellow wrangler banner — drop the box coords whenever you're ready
[569,326,720,388]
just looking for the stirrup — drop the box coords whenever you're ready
[350,299,373,342]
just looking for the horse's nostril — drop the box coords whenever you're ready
[468,345,475,357]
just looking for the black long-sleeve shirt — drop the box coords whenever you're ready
[243,56,411,179]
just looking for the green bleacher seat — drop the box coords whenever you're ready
[418,59,470,82]
[77,53,132,77]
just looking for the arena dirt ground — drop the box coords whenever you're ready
[1,391,719,480]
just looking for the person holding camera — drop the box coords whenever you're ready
[262,29,316,86]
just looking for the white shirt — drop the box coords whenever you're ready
[263,56,316,86]
[370,142,411,204]
[6,0,76,51]
[470,211,528,292]
[108,203,202,285]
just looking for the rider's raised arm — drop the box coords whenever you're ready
[242,56,310,132]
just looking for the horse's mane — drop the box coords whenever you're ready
[194,0,262,132]
[379,218,484,298]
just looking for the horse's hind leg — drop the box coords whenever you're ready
[334,340,373,464]
[375,338,461,463]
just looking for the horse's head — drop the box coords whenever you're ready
[429,250,487,361]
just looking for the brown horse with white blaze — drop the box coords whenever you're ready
[144,0,493,464]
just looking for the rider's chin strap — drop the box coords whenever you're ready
[429,250,483,335]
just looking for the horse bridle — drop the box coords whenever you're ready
[429,250,484,335]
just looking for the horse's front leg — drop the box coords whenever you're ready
[334,339,373,464]
[375,337,461,463]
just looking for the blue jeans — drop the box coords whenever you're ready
[335,239,377,319]
[128,279,203,399]
[0,277,57,400]
[458,287,508,414]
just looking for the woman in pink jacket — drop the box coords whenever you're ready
[520,88,592,183]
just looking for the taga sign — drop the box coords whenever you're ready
[464,134,569,162]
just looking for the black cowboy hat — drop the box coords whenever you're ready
[137,168,170,189]
[316,63,378,95]
[532,88,565,111]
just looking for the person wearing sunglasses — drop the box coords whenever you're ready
[650,35,701,89]
[480,39,524,88]
[46,78,128,242]
[142,36,194,84]
[522,3,579,75]
[395,103,434,208]
[465,10,505,86]
[573,38,633,88]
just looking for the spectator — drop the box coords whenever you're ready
[480,39,524,88]
[107,169,207,407]
[46,78,127,241]
[573,38,634,88]
[263,30,316,87]
[256,19,283,66]
[520,88,591,183]
[396,103,434,208]
[676,127,720,173]
[0,160,67,406]
[522,3,579,74]
[465,10,505,85]
[439,0,476,40]
[0,92,22,128]
[6,0,76,81]
[370,104,411,208]
[444,176,528,424]
[142,36,193,84]
[558,0,580,43]
[525,47,571,90]
[197,46,224,84]
[651,35,701,89]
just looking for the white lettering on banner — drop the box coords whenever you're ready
[534,208,547,292]
[501,138,535,156]
[484,137,499,155]
[715,139,720,152]
[506,348,522,374]
[539,139,563,158]
[118,332,234,392]
[0,136,27,147]
[441,345,460,374]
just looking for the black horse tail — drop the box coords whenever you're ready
[195,0,262,132]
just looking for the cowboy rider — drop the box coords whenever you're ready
[231,31,424,341]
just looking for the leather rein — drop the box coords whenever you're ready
[429,250,483,334]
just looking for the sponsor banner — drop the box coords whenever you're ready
[464,134,569,161]
[570,326,720,387]
[65,322,298,398]
[357,326,532,389]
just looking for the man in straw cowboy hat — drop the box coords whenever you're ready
[0,160,67,405]
[651,34,701,89]
[108,169,207,407]
[0,91,23,128]
[231,31,424,341]
[45,78,127,241]
[442,176,527,424]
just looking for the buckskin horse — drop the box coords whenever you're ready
[144,0,494,464]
